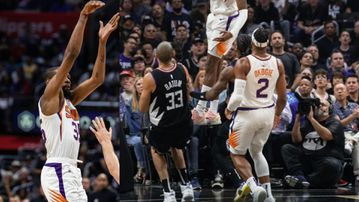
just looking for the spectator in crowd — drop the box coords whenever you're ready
[133,56,146,77]
[327,71,345,95]
[337,30,358,66]
[181,38,206,80]
[346,74,359,104]
[332,83,359,182]
[162,0,193,41]
[300,68,314,82]
[189,0,209,26]
[142,24,161,46]
[151,3,165,29]
[293,0,328,46]
[254,0,280,25]
[316,20,340,65]
[292,42,305,61]
[172,25,192,61]
[299,52,314,72]
[254,0,291,40]
[328,50,354,80]
[88,173,118,202]
[119,70,135,105]
[270,31,301,91]
[141,41,157,68]
[125,76,147,184]
[312,69,336,103]
[119,36,137,71]
[282,99,344,188]
[307,44,326,72]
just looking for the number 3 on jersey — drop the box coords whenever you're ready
[166,90,183,110]
[256,78,269,98]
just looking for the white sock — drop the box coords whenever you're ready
[195,85,211,115]
[261,182,273,198]
[246,177,258,192]
[209,99,219,113]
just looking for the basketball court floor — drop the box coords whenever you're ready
[120,184,359,201]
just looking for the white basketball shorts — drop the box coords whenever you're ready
[206,9,248,58]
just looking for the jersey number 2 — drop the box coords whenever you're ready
[256,78,269,98]
[166,90,184,110]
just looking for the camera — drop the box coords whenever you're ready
[294,92,321,115]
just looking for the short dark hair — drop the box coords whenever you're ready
[313,68,328,79]
[332,71,344,80]
[345,74,359,83]
[253,28,269,44]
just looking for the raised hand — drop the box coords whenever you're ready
[81,0,105,16]
[99,12,120,42]
[90,117,112,145]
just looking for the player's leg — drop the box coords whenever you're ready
[151,148,177,202]
[148,127,176,202]
[229,110,266,202]
[171,147,194,201]
[171,121,194,201]
[249,108,276,201]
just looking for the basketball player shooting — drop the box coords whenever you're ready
[38,2,119,201]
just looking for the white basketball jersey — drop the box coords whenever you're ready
[38,99,80,160]
[210,0,238,15]
[240,54,279,108]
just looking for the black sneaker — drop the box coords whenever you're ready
[284,175,310,189]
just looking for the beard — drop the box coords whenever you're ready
[63,87,73,99]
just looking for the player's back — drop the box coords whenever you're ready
[149,64,191,128]
[210,0,238,15]
[240,54,279,108]
[39,98,80,160]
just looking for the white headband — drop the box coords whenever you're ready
[251,28,268,48]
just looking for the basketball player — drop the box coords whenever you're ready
[38,2,120,201]
[90,117,120,184]
[139,42,194,202]
[192,0,248,125]
[227,28,287,202]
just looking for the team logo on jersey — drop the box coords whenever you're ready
[65,106,79,121]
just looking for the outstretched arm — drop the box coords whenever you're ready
[40,1,105,115]
[90,117,120,184]
[71,13,120,105]
[190,66,234,101]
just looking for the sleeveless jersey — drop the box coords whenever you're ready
[240,54,279,108]
[38,99,80,160]
[210,0,238,15]
[149,64,191,127]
